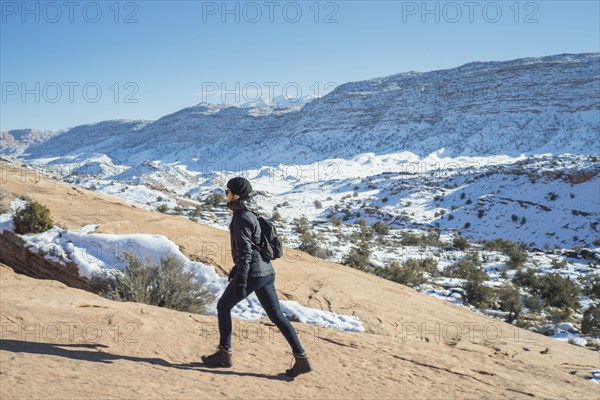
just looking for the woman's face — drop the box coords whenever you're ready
[226,188,238,202]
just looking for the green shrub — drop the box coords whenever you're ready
[445,253,492,308]
[191,205,203,218]
[342,240,371,271]
[452,235,469,251]
[532,273,580,311]
[464,273,494,309]
[298,232,331,259]
[523,294,544,313]
[157,204,169,213]
[581,304,600,336]
[550,258,568,269]
[13,200,53,234]
[399,229,441,247]
[99,251,215,314]
[293,215,309,234]
[579,274,600,300]
[444,252,482,278]
[496,283,521,323]
[406,257,439,277]
[173,205,184,215]
[512,269,538,289]
[482,239,528,269]
[506,245,528,269]
[205,193,225,207]
[544,306,572,324]
[372,221,389,235]
[330,215,342,227]
[376,260,426,288]
[272,211,282,222]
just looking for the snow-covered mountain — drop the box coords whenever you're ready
[239,94,316,108]
[0,129,62,156]
[9,52,599,166]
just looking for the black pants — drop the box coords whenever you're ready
[217,273,305,354]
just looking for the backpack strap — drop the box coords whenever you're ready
[244,210,263,250]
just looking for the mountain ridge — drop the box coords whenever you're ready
[6,52,598,166]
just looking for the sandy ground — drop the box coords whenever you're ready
[1,161,599,399]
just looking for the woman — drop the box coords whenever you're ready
[201,177,313,377]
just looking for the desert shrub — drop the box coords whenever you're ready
[482,238,528,269]
[506,245,528,269]
[157,204,169,213]
[205,193,225,207]
[523,294,544,313]
[13,200,53,234]
[342,240,371,271]
[579,274,600,300]
[330,215,342,227]
[452,235,470,251]
[544,306,572,324]
[445,253,492,308]
[272,211,282,222]
[531,273,580,311]
[512,268,540,288]
[546,192,558,201]
[293,215,309,234]
[464,273,494,309]
[372,221,389,235]
[375,260,426,288]
[581,304,600,336]
[399,229,441,247]
[356,218,367,227]
[444,252,481,278]
[191,205,203,218]
[314,200,322,209]
[406,257,439,277]
[173,205,184,215]
[550,258,568,269]
[496,283,521,323]
[298,232,331,259]
[99,251,215,314]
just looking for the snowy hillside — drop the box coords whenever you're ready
[0,129,62,156]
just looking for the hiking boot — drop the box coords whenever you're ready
[285,352,313,377]
[201,345,232,368]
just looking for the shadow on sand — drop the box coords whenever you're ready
[0,339,293,381]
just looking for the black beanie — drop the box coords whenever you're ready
[227,177,253,199]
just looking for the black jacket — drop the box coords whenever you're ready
[227,198,275,287]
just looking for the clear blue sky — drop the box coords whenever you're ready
[1,0,598,130]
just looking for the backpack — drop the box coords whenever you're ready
[250,213,284,261]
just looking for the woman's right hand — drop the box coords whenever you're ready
[228,266,237,282]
